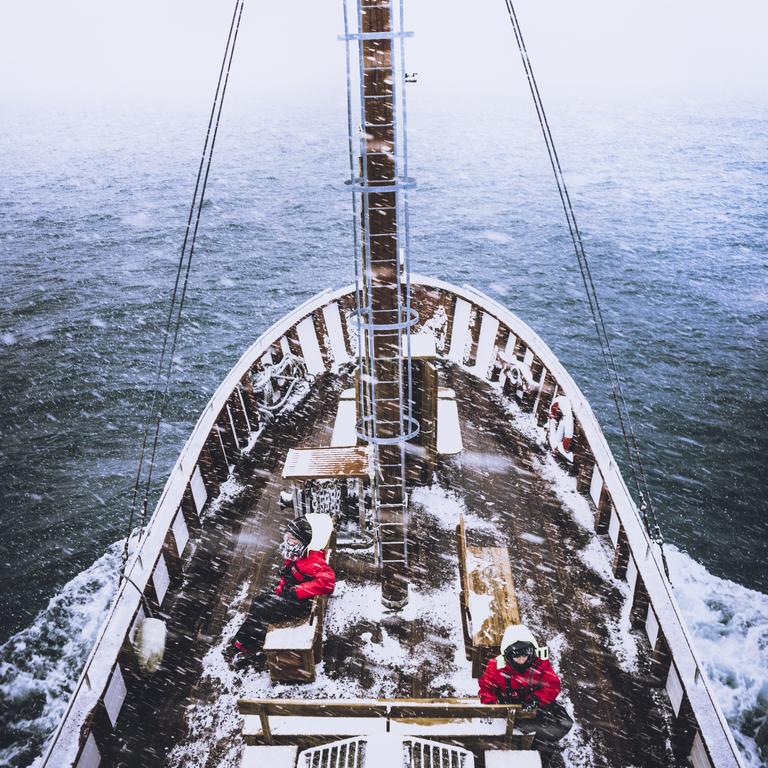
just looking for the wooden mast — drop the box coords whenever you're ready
[349,0,415,608]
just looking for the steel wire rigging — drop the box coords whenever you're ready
[43,6,247,760]
[500,0,669,577]
[121,0,245,571]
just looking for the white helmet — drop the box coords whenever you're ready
[501,624,538,651]
[304,513,334,551]
[499,624,538,669]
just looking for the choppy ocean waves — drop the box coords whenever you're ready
[667,547,768,766]
[0,543,122,768]
[0,543,765,767]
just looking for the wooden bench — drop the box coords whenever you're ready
[457,514,521,677]
[263,593,329,684]
[239,698,536,748]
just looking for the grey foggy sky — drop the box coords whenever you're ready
[1,1,767,113]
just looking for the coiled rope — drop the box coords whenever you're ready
[501,0,670,578]
[121,0,245,571]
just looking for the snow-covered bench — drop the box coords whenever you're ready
[239,698,537,747]
[263,593,329,684]
[457,514,521,677]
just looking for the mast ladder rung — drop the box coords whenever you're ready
[340,31,414,42]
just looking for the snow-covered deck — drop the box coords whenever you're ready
[45,278,740,768]
[97,365,693,768]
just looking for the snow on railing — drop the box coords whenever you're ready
[433,275,744,768]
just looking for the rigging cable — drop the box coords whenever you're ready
[498,9,754,758]
[121,0,246,571]
[500,0,670,579]
[43,6,247,760]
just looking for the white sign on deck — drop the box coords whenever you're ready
[172,508,189,557]
[191,465,207,514]
[448,298,472,363]
[322,302,352,366]
[104,665,127,729]
[75,732,101,768]
[152,554,170,606]
[296,316,325,376]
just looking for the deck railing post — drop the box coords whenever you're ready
[258,704,272,745]
[505,707,516,739]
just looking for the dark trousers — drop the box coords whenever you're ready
[233,590,311,651]
[517,702,574,757]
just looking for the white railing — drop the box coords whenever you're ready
[43,275,741,768]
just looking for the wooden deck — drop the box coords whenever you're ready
[102,364,683,768]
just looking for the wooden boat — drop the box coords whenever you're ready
[39,2,744,767]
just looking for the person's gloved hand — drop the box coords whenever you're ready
[520,698,538,713]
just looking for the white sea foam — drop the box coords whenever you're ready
[667,546,768,767]
[0,542,123,768]
[532,425,767,765]
[6,481,766,768]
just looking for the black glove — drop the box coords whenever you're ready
[286,586,302,602]
[520,698,538,713]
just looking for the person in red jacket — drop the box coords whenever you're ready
[225,515,335,667]
[479,624,573,761]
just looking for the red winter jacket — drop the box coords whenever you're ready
[479,656,561,706]
[274,549,335,601]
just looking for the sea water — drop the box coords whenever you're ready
[0,100,766,766]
